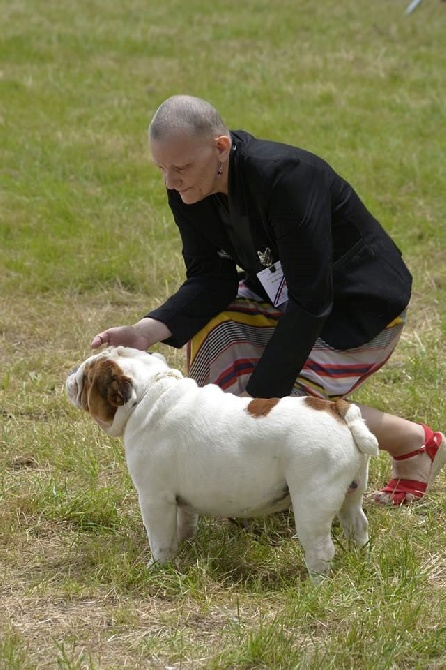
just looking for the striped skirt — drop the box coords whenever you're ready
[187,283,405,399]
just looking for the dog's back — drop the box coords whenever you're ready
[126,383,374,520]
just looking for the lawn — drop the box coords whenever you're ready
[1,0,445,668]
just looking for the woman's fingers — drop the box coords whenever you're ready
[91,332,108,348]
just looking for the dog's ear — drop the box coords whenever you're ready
[81,358,133,423]
[106,373,134,408]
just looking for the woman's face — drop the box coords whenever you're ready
[150,132,230,204]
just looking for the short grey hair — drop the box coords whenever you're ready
[149,95,229,141]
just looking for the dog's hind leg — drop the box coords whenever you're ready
[177,508,199,542]
[338,457,370,547]
[296,521,336,584]
[338,489,369,547]
[290,494,336,583]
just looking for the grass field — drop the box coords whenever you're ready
[1,0,445,667]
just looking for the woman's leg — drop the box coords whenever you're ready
[290,320,445,504]
[355,406,425,457]
[356,405,445,504]
[187,285,283,395]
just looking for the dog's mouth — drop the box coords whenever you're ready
[93,415,112,430]
[66,374,80,406]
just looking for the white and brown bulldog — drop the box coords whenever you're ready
[66,346,378,580]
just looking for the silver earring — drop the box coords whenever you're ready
[217,162,224,177]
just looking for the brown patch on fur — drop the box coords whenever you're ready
[80,358,133,423]
[303,396,349,425]
[246,397,280,417]
[334,398,352,420]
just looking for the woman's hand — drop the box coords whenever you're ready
[90,318,172,351]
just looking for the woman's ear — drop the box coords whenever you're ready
[215,135,232,161]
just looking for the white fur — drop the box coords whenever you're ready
[66,346,378,580]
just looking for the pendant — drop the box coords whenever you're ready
[257,247,274,268]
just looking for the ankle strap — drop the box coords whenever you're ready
[394,425,441,462]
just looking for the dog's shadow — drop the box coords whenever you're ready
[30,510,365,593]
[167,511,373,590]
[171,512,311,588]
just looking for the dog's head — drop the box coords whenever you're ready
[65,346,172,436]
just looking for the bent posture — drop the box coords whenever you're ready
[92,95,445,506]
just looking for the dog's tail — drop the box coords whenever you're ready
[335,399,379,456]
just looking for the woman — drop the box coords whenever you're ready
[91,94,445,506]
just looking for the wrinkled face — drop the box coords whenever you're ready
[66,354,134,433]
[150,132,229,204]
[66,347,171,436]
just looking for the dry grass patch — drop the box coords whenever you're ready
[1,291,445,669]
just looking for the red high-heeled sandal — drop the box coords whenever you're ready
[376,424,446,506]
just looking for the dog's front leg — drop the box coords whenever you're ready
[139,498,178,567]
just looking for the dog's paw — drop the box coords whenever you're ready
[147,551,176,570]
[308,569,331,586]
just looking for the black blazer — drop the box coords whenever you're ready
[148,130,412,398]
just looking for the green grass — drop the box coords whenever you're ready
[1,0,445,667]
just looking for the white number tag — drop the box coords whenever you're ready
[257,261,288,307]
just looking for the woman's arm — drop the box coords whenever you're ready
[246,162,334,397]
